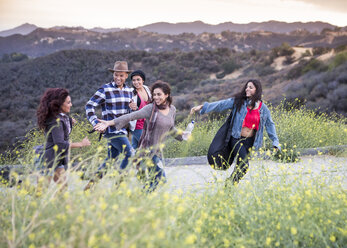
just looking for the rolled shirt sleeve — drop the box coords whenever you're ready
[85,87,106,126]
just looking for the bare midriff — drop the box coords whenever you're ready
[241,126,255,138]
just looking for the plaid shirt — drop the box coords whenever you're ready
[85,82,133,135]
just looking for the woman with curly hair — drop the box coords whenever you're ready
[37,88,90,185]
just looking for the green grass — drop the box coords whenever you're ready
[1,100,346,165]
[165,101,347,158]
[0,161,346,247]
[0,101,346,247]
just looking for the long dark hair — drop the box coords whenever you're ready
[37,88,69,130]
[150,80,172,106]
[234,79,262,112]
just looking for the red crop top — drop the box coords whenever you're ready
[242,102,262,130]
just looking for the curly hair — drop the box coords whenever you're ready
[150,80,172,106]
[234,79,262,112]
[37,88,69,130]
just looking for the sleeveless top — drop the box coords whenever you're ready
[135,93,148,130]
[242,102,262,130]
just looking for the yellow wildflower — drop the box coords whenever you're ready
[329,235,336,242]
[265,237,272,246]
[184,234,197,245]
[53,145,58,152]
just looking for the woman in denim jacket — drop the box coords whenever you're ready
[190,79,280,184]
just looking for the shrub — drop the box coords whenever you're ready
[1,52,29,63]
[221,59,241,74]
[334,44,347,53]
[312,47,331,56]
[328,51,347,70]
[272,43,295,57]
[283,55,294,65]
[301,49,312,58]
[301,58,328,74]
[266,100,347,149]
[287,58,328,79]
[254,63,275,76]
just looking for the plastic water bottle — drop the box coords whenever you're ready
[183,121,194,140]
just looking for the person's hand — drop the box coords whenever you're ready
[129,99,137,111]
[94,119,113,133]
[94,123,108,133]
[182,131,192,141]
[190,105,203,115]
[81,137,91,147]
[71,117,77,126]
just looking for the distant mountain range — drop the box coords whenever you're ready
[0,23,38,37]
[1,25,346,58]
[1,47,346,153]
[0,20,341,37]
[138,20,339,35]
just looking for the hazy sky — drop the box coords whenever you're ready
[0,0,346,31]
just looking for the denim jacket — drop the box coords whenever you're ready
[200,98,280,150]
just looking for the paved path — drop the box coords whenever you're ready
[164,155,347,191]
[1,155,346,193]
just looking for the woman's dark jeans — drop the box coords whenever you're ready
[145,155,166,192]
[228,136,255,184]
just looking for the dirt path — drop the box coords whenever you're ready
[164,155,347,191]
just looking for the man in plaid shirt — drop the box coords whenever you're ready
[85,61,133,172]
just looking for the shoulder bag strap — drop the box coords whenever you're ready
[225,105,236,144]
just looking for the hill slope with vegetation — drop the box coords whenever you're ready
[0,27,346,57]
[0,45,346,153]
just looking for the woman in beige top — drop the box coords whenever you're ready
[95,81,189,191]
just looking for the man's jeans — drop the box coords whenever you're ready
[98,133,132,174]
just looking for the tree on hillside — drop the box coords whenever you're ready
[1,53,29,63]
[271,42,295,57]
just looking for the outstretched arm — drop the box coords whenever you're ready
[95,104,152,132]
[190,98,234,115]
[70,137,91,148]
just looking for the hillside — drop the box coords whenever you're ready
[0,27,346,58]
[0,46,346,153]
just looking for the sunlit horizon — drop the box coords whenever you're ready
[0,0,346,31]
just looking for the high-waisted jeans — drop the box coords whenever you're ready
[228,136,255,184]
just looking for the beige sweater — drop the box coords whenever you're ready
[112,103,182,149]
